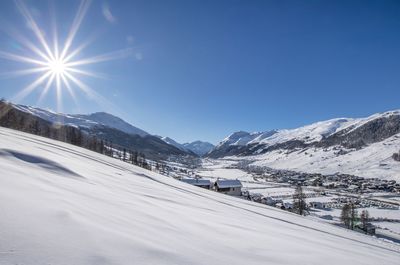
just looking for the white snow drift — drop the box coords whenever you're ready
[0,127,399,265]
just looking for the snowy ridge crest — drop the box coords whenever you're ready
[214,109,400,149]
[12,103,148,136]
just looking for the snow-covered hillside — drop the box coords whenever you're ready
[0,127,399,265]
[13,103,149,136]
[248,132,400,181]
[209,110,400,180]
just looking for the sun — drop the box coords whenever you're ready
[0,0,132,111]
[47,59,67,76]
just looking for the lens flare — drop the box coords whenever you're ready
[0,0,132,111]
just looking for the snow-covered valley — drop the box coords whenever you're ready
[1,127,400,264]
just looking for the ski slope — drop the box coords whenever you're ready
[0,127,399,265]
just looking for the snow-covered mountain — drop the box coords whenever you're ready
[0,126,398,265]
[182,141,214,156]
[11,103,211,157]
[160,136,186,150]
[159,137,214,156]
[1,102,191,159]
[212,111,400,151]
[13,104,149,136]
[208,110,400,180]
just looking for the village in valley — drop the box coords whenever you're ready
[157,158,400,244]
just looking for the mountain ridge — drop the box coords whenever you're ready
[207,109,400,181]
[159,136,214,156]
[11,102,213,157]
[0,101,193,159]
[12,104,149,136]
[209,109,400,157]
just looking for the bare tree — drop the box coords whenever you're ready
[340,203,351,229]
[360,209,370,232]
[349,203,358,230]
[292,185,308,215]
[340,202,358,230]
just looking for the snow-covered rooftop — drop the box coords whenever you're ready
[215,179,243,188]
[181,178,211,186]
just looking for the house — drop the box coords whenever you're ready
[214,179,242,196]
[309,201,328,209]
[180,178,212,189]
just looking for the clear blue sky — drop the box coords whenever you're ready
[0,0,399,144]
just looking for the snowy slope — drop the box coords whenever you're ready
[217,131,270,147]
[0,127,399,265]
[13,103,149,136]
[248,133,400,181]
[75,112,149,136]
[209,110,400,179]
[160,136,186,150]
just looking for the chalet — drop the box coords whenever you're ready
[214,179,242,196]
[180,178,212,189]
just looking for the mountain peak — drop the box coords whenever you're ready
[75,112,149,136]
[219,130,278,147]
[159,137,215,156]
[182,141,214,156]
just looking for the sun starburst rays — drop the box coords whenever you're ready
[0,0,131,111]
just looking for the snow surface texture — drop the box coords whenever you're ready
[0,127,399,265]
[13,103,149,136]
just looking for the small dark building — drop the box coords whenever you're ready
[214,179,242,196]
